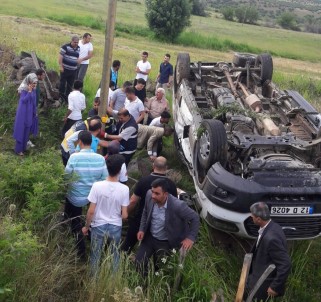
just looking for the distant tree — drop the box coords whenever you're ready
[221,6,234,21]
[246,6,259,24]
[235,5,259,24]
[235,6,247,23]
[192,0,207,17]
[145,0,191,42]
[278,12,300,31]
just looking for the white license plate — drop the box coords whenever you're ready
[271,206,313,215]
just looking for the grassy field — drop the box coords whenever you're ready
[2,0,321,62]
[1,1,321,301]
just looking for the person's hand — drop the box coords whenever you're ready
[27,83,33,92]
[82,226,89,236]
[150,156,156,162]
[63,116,67,123]
[267,287,278,297]
[181,238,194,251]
[145,108,150,113]
[59,65,64,72]
[77,58,82,64]
[137,231,144,241]
[167,82,171,88]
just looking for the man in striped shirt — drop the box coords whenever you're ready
[58,35,80,104]
[65,130,108,260]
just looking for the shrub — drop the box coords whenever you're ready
[192,0,207,17]
[145,0,192,42]
[221,6,235,21]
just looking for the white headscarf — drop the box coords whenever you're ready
[17,73,38,93]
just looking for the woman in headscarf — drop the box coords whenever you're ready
[13,73,39,155]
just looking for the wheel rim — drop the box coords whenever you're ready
[199,130,210,160]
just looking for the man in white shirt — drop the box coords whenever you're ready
[149,111,171,127]
[134,51,151,92]
[82,154,129,275]
[124,86,145,124]
[62,80,86,136]
[76,33,94,81]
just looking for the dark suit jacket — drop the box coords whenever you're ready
[139,191,200,249]
[248,220,291,297]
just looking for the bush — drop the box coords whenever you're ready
[192,0,207,17]
[145,0,192,42]
[235,5,259,24]
[221,6,234,21]
[278,12,300,31]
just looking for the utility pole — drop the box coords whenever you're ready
[98,0,117,121]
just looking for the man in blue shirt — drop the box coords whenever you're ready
[64,130,108,260]
[156,54,173,92]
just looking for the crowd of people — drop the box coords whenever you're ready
[12,33,292,300]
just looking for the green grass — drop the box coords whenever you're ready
[2,1,321,301]
[2,0,321,62]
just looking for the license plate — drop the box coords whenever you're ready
[271,206,313,215]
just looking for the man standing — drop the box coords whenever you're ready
[246,202,291,301]
[122,157,177,253]
[111,60,121,89]
[58,35,80,103]
[135,178,200,276]
[64,130,108,260]
[156,54,173,92]
[104,109,138,166]
[134,51,151,88]
[134,78,146,103]
[82,154,129,275]
[137,125,174,161]
[145,88,169,124]
[62,80,86,137]
[76,33,93,82]
[124,87,145,124]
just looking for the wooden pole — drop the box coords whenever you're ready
[235,253,253,302]
[98,0,117,120]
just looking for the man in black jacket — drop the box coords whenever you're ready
[135,178,200,276]
[122,156,177,253]
[246,202,291,301]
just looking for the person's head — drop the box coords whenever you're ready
[117,108,131,123]
[163,125,174,137]
[106,154,125,177]
[82,33,92,43]
[93,97,100,111]
[73,80,83,91]
[70,35,79,48]
[125,86,136,101]
[153,156,167,173]
[122,81,132,91]
[160,111,171,124]
[110,81,116,91]
[35,69,45,81]
[112,60,121,71]
[250,202,271,227]
[151,178,169,206]
[164,54,171,63]
[135,78,146,90]
[27,73,38,89]
[156,88,165,100]
[141,51,148,62]
[88,118,102,136]
[78,130,92,149]
[107,140,120,155]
